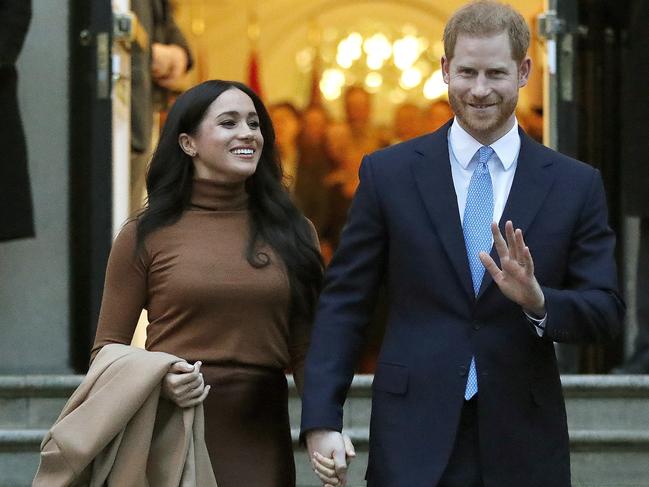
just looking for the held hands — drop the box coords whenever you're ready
[479,221,546,316]
[161,360,211,408]
[306,429,356,487]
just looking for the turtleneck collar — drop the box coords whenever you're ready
[190,178,249,211]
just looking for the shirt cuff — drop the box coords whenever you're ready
[524,311,547,337]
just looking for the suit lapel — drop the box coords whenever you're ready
[477,129,556,298]
[412,122,475,302]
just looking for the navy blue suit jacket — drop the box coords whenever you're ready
[300,123,624,487]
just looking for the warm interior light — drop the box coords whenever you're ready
[393,35,421,70]
[347,32,363,47]
[366,55,384,70]
[423,69,447,100]
[296,48,313,72]
[363,33,391,60]
[365,72,383,89]
[309,26,441,107]
[389,88,407,104]
[399,67,422,89]
[320,68,345,100]
[341,33,363,61]
[336,50,353,69]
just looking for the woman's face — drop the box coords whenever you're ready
[181,88,264,183]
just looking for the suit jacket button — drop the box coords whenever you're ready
[472,321,481,330]
[459,366,468,377]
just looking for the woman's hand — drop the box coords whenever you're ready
[161,360,211,408]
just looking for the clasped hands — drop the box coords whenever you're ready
[306,430,356,487]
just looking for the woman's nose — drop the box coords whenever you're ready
[237,124,255,140]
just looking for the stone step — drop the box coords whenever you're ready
[2,374,649,486]
[562,375,649,432]
[3,375,649,431]
[290,375,649,433]
[2,428,649,487]
[0,375,82,430]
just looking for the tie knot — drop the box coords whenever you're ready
[478,146,494,165]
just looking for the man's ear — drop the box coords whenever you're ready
[178,133,196,157]
[518,56,532,88]
[441,55,451,84]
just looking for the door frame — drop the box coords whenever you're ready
[69,0,114,371]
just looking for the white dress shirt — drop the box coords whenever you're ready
[448,118,547,334]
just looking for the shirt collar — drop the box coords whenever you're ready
[449,117,520,170]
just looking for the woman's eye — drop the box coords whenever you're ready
[221,120,236,127]
[248,120,260,129]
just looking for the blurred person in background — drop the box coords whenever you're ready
[343,85,389,155]
[269,102,301,192]
[392,102,426,143]
[130,0,193,214]
[321,120,388,374]
[0,0,34,242]
[294,104,333,236]
[424,98,454,133]
[320,122,354,263]
[320,122,361,259]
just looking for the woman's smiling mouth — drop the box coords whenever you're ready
[230,147,256,158]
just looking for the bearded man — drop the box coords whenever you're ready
[300,1,624,486]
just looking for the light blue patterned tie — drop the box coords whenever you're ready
[462,145,494,400]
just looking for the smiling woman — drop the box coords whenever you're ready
[178,88,265,183]
[90,80,324,486]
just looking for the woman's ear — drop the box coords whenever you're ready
[178,133,197,157]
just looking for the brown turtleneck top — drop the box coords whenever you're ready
[91,178,315,393]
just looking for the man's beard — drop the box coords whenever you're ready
[448,91,518,141]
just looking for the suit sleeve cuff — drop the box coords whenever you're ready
[524,310,547,337]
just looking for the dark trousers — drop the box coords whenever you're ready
[438,397,484,487]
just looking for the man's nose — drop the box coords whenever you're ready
[470,74,492,98]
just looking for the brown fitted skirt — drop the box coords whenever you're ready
[200,363,295,487]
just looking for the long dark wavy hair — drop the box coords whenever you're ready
[136,80,323,325]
